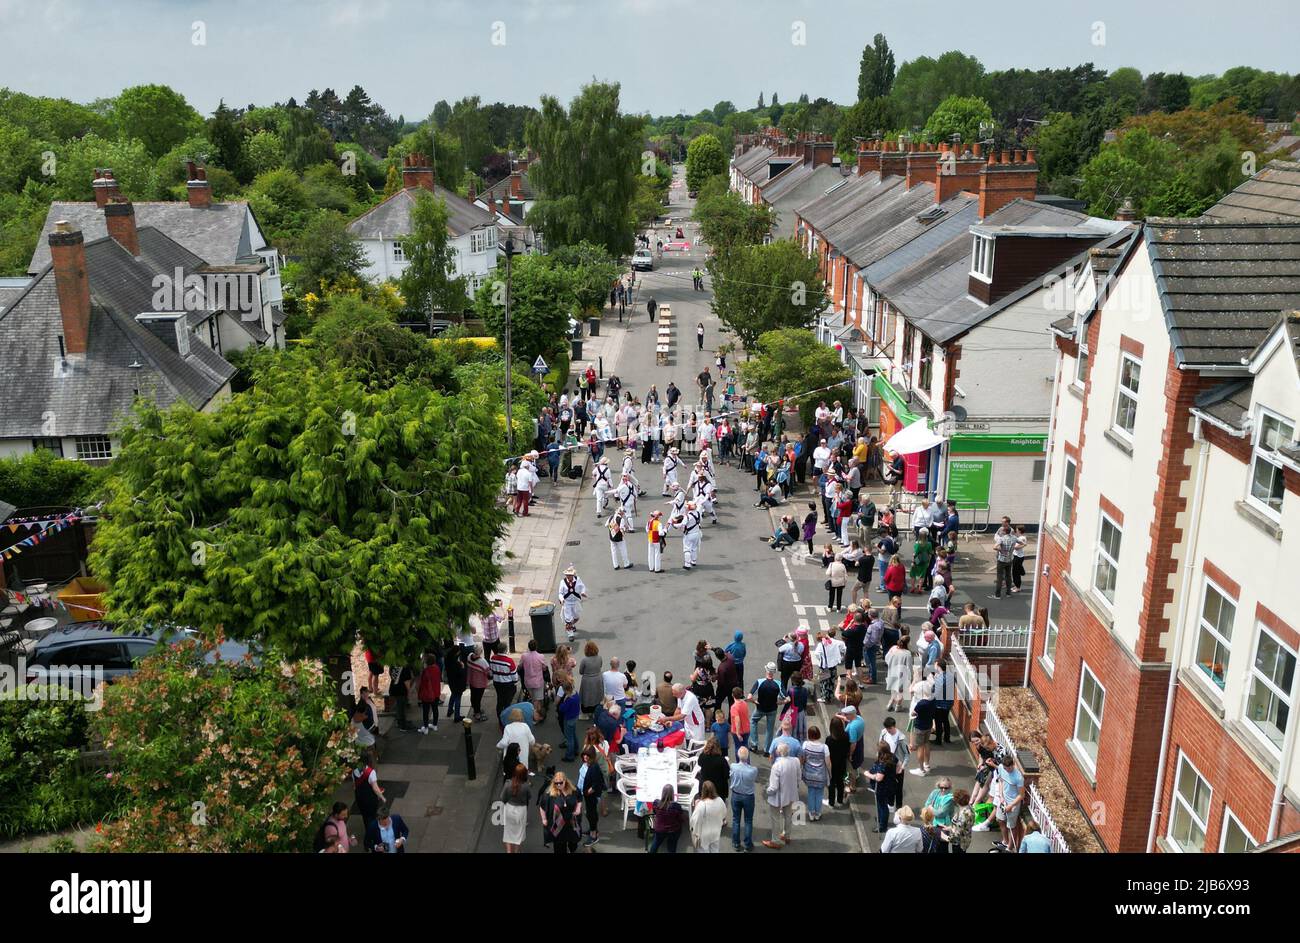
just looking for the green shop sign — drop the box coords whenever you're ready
[947,460,992,505]
[948,433,1047,455]
[872,374,922,426]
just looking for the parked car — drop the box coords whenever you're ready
[25,623,254,690]
[632,248,654,271]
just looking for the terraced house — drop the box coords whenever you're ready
[1033,163,1300,852]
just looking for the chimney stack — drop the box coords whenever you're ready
[1115,197,1137,222]
[468,178,478,202]
[186,161,212,209]
[509,169,523,198]
[92,169,122,208]
[977,147,1039,219]
[401,153,436,191]
[104,198,140,256]
[49,221,91,355]
[905,149,940,191]
[856,140,882,176]
[935,143,986,204]
[811,140,835,169]
[879,140,910,178]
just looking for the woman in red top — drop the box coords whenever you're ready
[884,554,907,596]
[417,655,442,734]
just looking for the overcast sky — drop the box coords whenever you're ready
[1,0,1295,118]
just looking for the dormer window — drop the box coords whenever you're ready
[970,234,994,282]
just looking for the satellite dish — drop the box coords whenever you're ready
[950,405,968,422]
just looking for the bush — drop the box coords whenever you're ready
[90,637,352,852]
[0,690,119,839]
[0,449,105,509]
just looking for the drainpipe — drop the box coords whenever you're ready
[1022,345,1063,687]
[1146,415,1211,852]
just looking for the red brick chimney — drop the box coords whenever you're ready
[856,140,883,176]
[935,143,987,204]
[977,148,1039,219]
[509,169,523,198]
[48,222,91,355]
[879,140,910,178]
[905,148,939,191]
[402,153,435,191]
[104,198,140,256]
[811,141,835,168]
[92,169,122,208]
[186,161,212,209]
[468,177,478,202]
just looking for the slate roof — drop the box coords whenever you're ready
[797,171,902,236]
[1144,218,1300,368]
[732,146,774,182]
[862,195,980,285]
[29,201,261,274]
[1206,160,1300,223]
[0,236,235,441]
[347,186,496,240]
[765,164,845,241]
[0,286,27,313]
[481,171,536,203]
[1192,379,1253,433]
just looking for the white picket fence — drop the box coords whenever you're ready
[983,697,1071,853]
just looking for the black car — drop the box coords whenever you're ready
[25,622,254,690]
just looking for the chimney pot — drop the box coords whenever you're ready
[187,162,213,208]
[92,167,122,208]
[104,199,140,256]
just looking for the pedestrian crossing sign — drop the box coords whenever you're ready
[532,356,548,374]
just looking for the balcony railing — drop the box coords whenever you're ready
[959,624,1032,652]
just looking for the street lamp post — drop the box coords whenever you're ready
[503,235,516,454]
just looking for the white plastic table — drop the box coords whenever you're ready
[636,746,679,801]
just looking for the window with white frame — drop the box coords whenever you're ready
[1043,589,1061,667]
[970,234,994,282]
[1112,353,1141,438]
[470,228,497,254]
[1248,409,1294,517]
[1219,809,1257,853]
[1245,625,1296,753]
[392,241,405,262]
[1168,753,1210,852]
[75,435,113,461]
[1194,580,1235,690]
[1072,662,1105,770]
[1059,457,1077,530]
[1093,514,1122,605]
[1074,344,1089,386]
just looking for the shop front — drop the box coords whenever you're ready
[944,432,1049,529]
[873,373,937,496]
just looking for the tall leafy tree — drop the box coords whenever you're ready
[525,81,644,256]
[287,210,367,296]
[835,97,896,157]
[111,84,204,158]
[284,107,336,171]
[90,351,509,690]
[686,133,726,191]
[857,33,897,102]
[447,96,491,177]
[208,100,248,182]
[757,92,766,109]
[398,190,470,320]
[924,95,994,143]
[737,328,851,425]
[693,185,773,255]
[473,253,577,362]
[708,240,827,351]
[890,51,986,129]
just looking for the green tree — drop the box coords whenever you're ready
[0,88,110,141]
[737,328,851,425]
[890,51,986,129]
[526,81,644,255]
[0,449,104,508]
[447,96,490,176]
[111,84,204,158]
[244,129,285,176]
[1105,67,1144,110]
[398,190,469,319]
[90,350,510,689]
[207,100,248,181]
[284,107,336,171]
[858,33,897,102]
[0,181,51,276]
[758,92,765,109]
[835,97,896,158]
[924,95,994,144]
[708,240,827,351]
[432,99,452,129]
[287,210,367,296]
[474,253,576,361]
[693,186,773,254]
[686,133,726,191]
[550,240,619,314]
[91,637,352,852]
[51,133,152,201]
[245,167,314,242]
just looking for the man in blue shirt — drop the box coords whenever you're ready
[747,664,783,756]
[768,718,803,759]
[997,754,1025,848]
[729,747,759,852]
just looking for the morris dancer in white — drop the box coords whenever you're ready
[621,448,644,496]
[667,481,687,522]
[607,507,633,570]
[692,470,719,524]
[678,501,703,570]
[558,565,587,641]
[615,473,638,528]
[591,455,612,518]
[646,509,665,573]
[662,446,682,495]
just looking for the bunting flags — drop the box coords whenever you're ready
[0,511,82,561]
[1,586,104,617]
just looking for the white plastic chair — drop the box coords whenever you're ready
[617,778,640,831]
[676,778,699,806]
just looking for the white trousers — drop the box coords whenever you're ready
[648,541,662,571]
[663,469,678,493]
[697,496,716,521]
[594,486,609,516]
[621,507,636,529]
[610,540,630,568]
[683,532,701,566]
